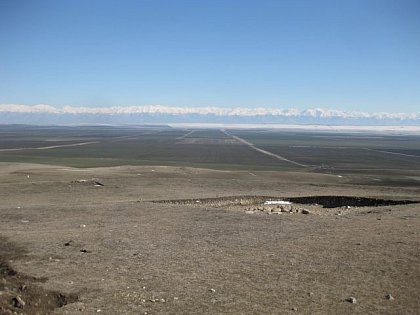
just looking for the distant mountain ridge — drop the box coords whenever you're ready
[0,104,419,126]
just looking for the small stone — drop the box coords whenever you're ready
[346,297,357,304]
[301,209,310,215]
[209,288,216,293]
[308,292,314,296]
[12,296,25,308]
[385,294,394,301]
[291,307,298,311]
[160,298,166,303]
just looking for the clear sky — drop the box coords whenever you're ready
[1,0,419,112]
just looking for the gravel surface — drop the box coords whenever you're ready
[0,163,419,314]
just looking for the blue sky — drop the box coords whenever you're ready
[1,0,419,112]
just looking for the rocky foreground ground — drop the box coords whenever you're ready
[0,163,419,314]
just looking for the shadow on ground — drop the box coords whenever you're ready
[0,237,78,315]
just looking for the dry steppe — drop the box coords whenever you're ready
[1,162,419,314]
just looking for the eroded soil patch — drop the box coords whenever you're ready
[285,196,419,208]
[153,195,419,209]
[153,195,273,207]
[0,237,78,315]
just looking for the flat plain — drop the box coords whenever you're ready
[0,125,419,314]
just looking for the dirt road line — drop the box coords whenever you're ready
[176,130,195,139]
[220,130,307,167]
[0,141,100,152]
[365,148,420,158]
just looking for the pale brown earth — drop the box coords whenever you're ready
[0,162,419,314]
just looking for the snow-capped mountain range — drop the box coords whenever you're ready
[0,104,419,126]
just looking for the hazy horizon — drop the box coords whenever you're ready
[1,103,419,127]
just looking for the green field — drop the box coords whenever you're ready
[229,129,420,172]
[1,125,420,186]
[0,125,297,170]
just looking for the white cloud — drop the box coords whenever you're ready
[0,104,419,120]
